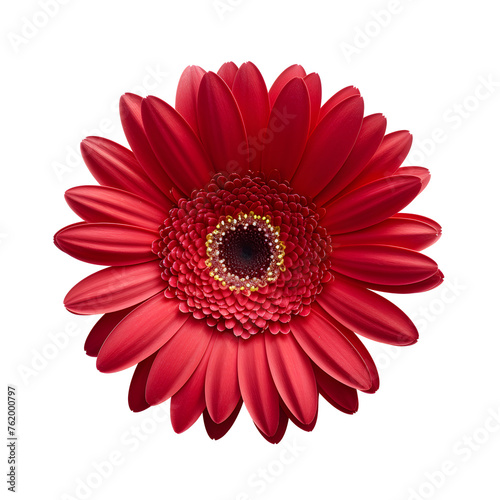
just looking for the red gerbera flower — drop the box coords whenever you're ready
[55,62,442,443]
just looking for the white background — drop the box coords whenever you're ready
[2,0,499,499]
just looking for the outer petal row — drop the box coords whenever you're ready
[65,185,166,230]
[96,293,188,373]
[331,215,441,251]
[64,260,166,314]
[89,296,381,440]
[54,222,158,266]
[80,136,169,207]
[197,72,249,174]
[330,244,438,286]
[317,278,419,345]
[291,95,364,198]
[322,175,423,234]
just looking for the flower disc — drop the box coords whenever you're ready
[153,172,332,338]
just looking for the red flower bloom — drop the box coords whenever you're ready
[55,62,442,442]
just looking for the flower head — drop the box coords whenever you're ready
[55,62,442,442]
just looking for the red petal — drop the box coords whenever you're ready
[392,213,442,233]
[317,278,418,345]
[175,65,206,136]
[142,96,213,193]
[65,185,166,230]
[323,175,422,234]
[290,309,372,390]
[291,95,364,198]
[205,333,240,424]
[145,317,214,405]
[232,62,270,172]
[54,222,157,266]
[336,270,444,295]
[203,400,243,440]
[197,72,249,173]
[84,306,136,357]
[256,407,288,444]
[315,113,387,206]
[343,130,413,191]
[268,64,306,108]
[281,400,318,432]
[260,78,310,179]
[64,260,165,314]
[128,352,157,412]
[170,335,216,434]
[319,310,380,393]
[119,93,177,199]
[331,244,438,285]
[238,333,280,436]
[304,73,322,134]
[313,364,359,414]
[217,61,238,88]
[331,216,442,251]
[395,166,431,192]
[318,86,360,122]
[265,331,318,425]
[80,136,168,207]
[96,293,188,373]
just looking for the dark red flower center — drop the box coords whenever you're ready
[221,225,271,276]
[205,212,286,293]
